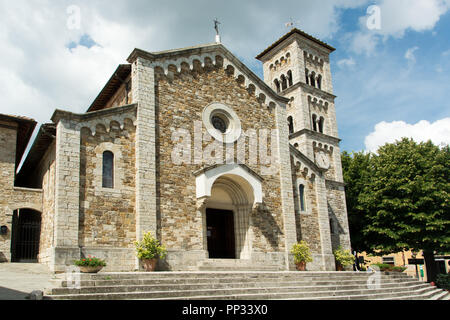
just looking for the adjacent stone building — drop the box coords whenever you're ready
[0,29,351,272]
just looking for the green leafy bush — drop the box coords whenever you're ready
[436,274,450,290]
[371,263,406,272]
[74,255,106,267]
[290,241,313,264]
[135,232,167,260]
[333,246,354,267]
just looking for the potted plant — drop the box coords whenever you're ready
[333,246,354,271]
[135,232,167,272]
[74,255,106,273]
[290,241,313,271]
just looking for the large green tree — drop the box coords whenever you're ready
[343,139,450,282]
[341,150,373,253]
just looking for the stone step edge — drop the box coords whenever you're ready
[46,283,431,299]
[373,289,449,300]
[55,273,413,282]
[48,280,428,294]
[52,277,425,287]
[57,271,411,277]
[150,286,438,301]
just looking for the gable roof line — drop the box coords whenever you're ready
[127,43,290,106]
[289,144,324,175]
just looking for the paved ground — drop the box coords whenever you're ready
[0,263,55,300]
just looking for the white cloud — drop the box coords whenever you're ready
[375,0,450,37]
[364,118,450,152]
[348,0,450,55]
[0,0,374,126]
[405,46,419,65]
[337,57,356,68]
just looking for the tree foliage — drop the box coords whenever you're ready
[342,139,450,256]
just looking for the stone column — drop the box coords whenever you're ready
[316,176,335,270]
[274,103,298,270]
[53,119,81,272]
[132,57,158,268]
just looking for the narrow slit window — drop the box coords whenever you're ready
[288,116,294,135]
[319,117,325,133]
[299,184,306,211]
[312,114,317,132]
[102,151,114,188]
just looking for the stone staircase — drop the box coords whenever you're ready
[44,271,450,300]
[197,259,284,271]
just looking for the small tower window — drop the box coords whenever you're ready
[274,79,280,93]
[287,116,294,135]
[318,117,325,134]
[299,184,306,211]
[317,75,322,90]
[287,70,293,87]
[310,74,316,87]
[102,151,114,188]
[305,69,309,85]
[312,114,318,132]
[281,74,287,91]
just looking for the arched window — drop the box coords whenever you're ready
[312,114,317,132]
[102,151,114,188]
[317,75,322,90]
[310,73,316,87]
[287,116,294,135]
[274,79,280,93]
[299,184,306,211]
[305,69,309,85]
[330,218,335,234]
[287,70,293,87]
[281,74,287,91]
[318,117,325,134]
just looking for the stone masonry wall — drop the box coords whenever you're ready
[326,180,351,252]
[36,142,56,265]
[0,121,18,262]
[79,121,136,249]
[155,63,286,259]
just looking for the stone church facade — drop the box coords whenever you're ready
[0,29,351,273]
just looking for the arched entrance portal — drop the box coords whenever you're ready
[11,209,42,262]
[205,175,254,260]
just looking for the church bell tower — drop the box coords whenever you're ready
[256,28,344,184]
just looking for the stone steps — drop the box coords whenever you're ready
[45,271,441,300]
[47,284,436,300]
[52,276,415,290]
[48,280,426,295]
[197,259,283,271]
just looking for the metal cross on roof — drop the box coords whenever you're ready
[214,18,221,36]
[285,17,300,30]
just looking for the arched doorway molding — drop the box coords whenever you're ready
[195,164,264,260]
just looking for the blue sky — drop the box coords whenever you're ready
[0,0,449,156]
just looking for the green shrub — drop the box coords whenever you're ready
[135,232,167,260]
[290,241,313,264]
[333,246,354,267]
[436,274,450,290]
[370,263,406,272]
[74,255,106,267]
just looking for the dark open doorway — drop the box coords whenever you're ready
[206,208,236,259]
[11,209,41,263]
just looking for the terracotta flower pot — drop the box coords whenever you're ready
[336,264,344,271]
[295,261,306,271]
[142,258,158,272]
[79,266,104,273]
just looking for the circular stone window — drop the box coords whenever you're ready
[202,103,241,143]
